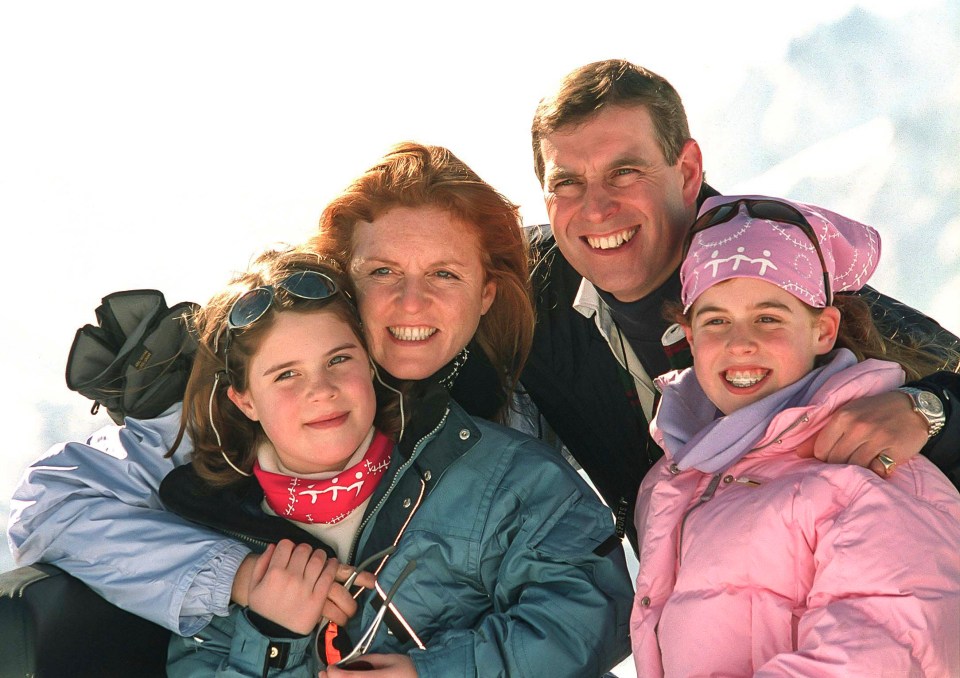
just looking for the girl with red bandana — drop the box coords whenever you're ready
[162,247,631,677]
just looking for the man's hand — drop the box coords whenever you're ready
[812,390,928,476]
[320,653,417,677]
[247,540,341,635]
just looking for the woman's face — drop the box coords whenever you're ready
[349,205,497,380]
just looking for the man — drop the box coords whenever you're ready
[518,60,960,549]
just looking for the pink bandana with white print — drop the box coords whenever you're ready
[681,194,880,311]
[252,430,392,525]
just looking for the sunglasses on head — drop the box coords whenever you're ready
[683,198,832,304]
[213,269,341,375]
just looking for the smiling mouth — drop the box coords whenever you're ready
[389,326,438,342]
[306,412,348,428]
[724,369,769,388]
[585,227,637,250]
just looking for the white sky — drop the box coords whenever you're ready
[0,0,949,527]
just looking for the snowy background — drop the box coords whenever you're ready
[2,3,958,671]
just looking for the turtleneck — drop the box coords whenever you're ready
[256,428,381,560]
[596,268,681,380]
[375,338,505,423]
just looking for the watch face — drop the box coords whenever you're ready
[918,390,945,416]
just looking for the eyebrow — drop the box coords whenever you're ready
[260,341,362,376]
[359,254,470,270]
[693,299,794,319]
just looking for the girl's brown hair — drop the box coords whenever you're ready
[171,247,402,487]
[307,142,534,423]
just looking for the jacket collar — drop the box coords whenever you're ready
[159,464,336,556]
[352,393,481,566]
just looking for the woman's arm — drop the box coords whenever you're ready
[7,404,250,635]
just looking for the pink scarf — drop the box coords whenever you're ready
[253,430,393,525]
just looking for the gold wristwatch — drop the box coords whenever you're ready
[898,387,946,438]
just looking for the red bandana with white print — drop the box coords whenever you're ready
[252,430,392,525]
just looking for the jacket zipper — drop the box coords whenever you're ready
[676,473,722,567]
[674,414,811,565]
[220,529,271,550]
[750,414,811,453]
[346,408,450,566]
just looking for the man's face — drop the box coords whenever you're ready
[540,104,702,302]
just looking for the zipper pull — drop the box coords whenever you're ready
[698,474,723,503]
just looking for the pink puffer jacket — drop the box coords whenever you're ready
[631,359,960,677]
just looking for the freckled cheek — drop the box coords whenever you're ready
[357,292,389,326]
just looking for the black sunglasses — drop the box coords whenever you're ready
[682,198,832,303]
[214,270,341,376]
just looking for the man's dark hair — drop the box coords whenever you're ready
[531,59,691,184]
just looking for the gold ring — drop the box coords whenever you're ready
[875,453,896,476]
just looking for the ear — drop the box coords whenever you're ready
[814,306,841,355]
[227,385,260,422]
[682,323,695,348]
[479,279,497,316]
[677,139,704,208]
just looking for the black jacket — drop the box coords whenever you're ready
[520,232,960,553]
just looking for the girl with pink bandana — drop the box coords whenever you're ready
[631,196,960,676]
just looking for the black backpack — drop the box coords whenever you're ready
[65,289,199,423]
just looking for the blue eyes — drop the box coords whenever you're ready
[369,267,457,280]
[271,356,352,382]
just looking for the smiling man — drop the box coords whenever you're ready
[519,59,960,550]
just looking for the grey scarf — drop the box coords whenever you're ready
[655,349,858,473]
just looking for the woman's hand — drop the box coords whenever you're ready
[247,540,341,635]
[319,653,417,677]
